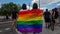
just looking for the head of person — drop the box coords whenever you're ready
[52,9,55,12]
[22,4,27,10]
[52,9,55,14]
[54,8,57,11]
[46,9,48,12]
[33,3,38,9]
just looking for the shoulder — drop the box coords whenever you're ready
[31,9,43,11]
[20,9,28,11]
[18,9,30,13]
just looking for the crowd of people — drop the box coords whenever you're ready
[5,2,59,34]
[43,8,59,31]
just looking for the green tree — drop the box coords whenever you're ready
[1,2,21,15]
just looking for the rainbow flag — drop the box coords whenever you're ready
[16,9,43,32]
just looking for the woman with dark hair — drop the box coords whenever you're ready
[16,4,29,34]
[31,3,43,34]
[22,4,27,10]
[33,3,38,9]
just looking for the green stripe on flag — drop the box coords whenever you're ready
[16,20,43,24]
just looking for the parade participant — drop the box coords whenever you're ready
[16,3,43,34]
[31,3,43,34]
[10,6,17,32]
[16,4,29,34]
[54,8,59,25]
[43,9,51,28]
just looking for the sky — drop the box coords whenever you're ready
[0,0,60,10]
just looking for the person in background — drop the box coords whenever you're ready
[58,8,60,24]
[43,9,51,28]
[48,9,55,31]
[54,8,59,25]
[10,6,17,32]
[51,9,55,31]
[12,7,17,20]
[6,13,9,20]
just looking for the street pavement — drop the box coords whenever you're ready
[0,20,18,34]
[0,20,60,34]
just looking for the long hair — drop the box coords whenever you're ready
[33,3,38,9]
[22,4,27,10]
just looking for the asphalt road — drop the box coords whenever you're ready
[0,21,18,34]
[0,20,60,34]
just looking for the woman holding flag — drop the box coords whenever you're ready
[31,3,43,34]
[16,4,29,34]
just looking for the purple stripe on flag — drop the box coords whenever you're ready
[17,28,42,32]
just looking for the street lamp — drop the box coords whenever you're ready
[29,3,30,10]
[39,0,40,9]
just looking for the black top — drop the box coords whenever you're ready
[6,15,9,19]
[44,11,51,18]
[12,11,17,19]
[52,11,59,19]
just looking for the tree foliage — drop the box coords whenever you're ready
[1,2,21,15]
